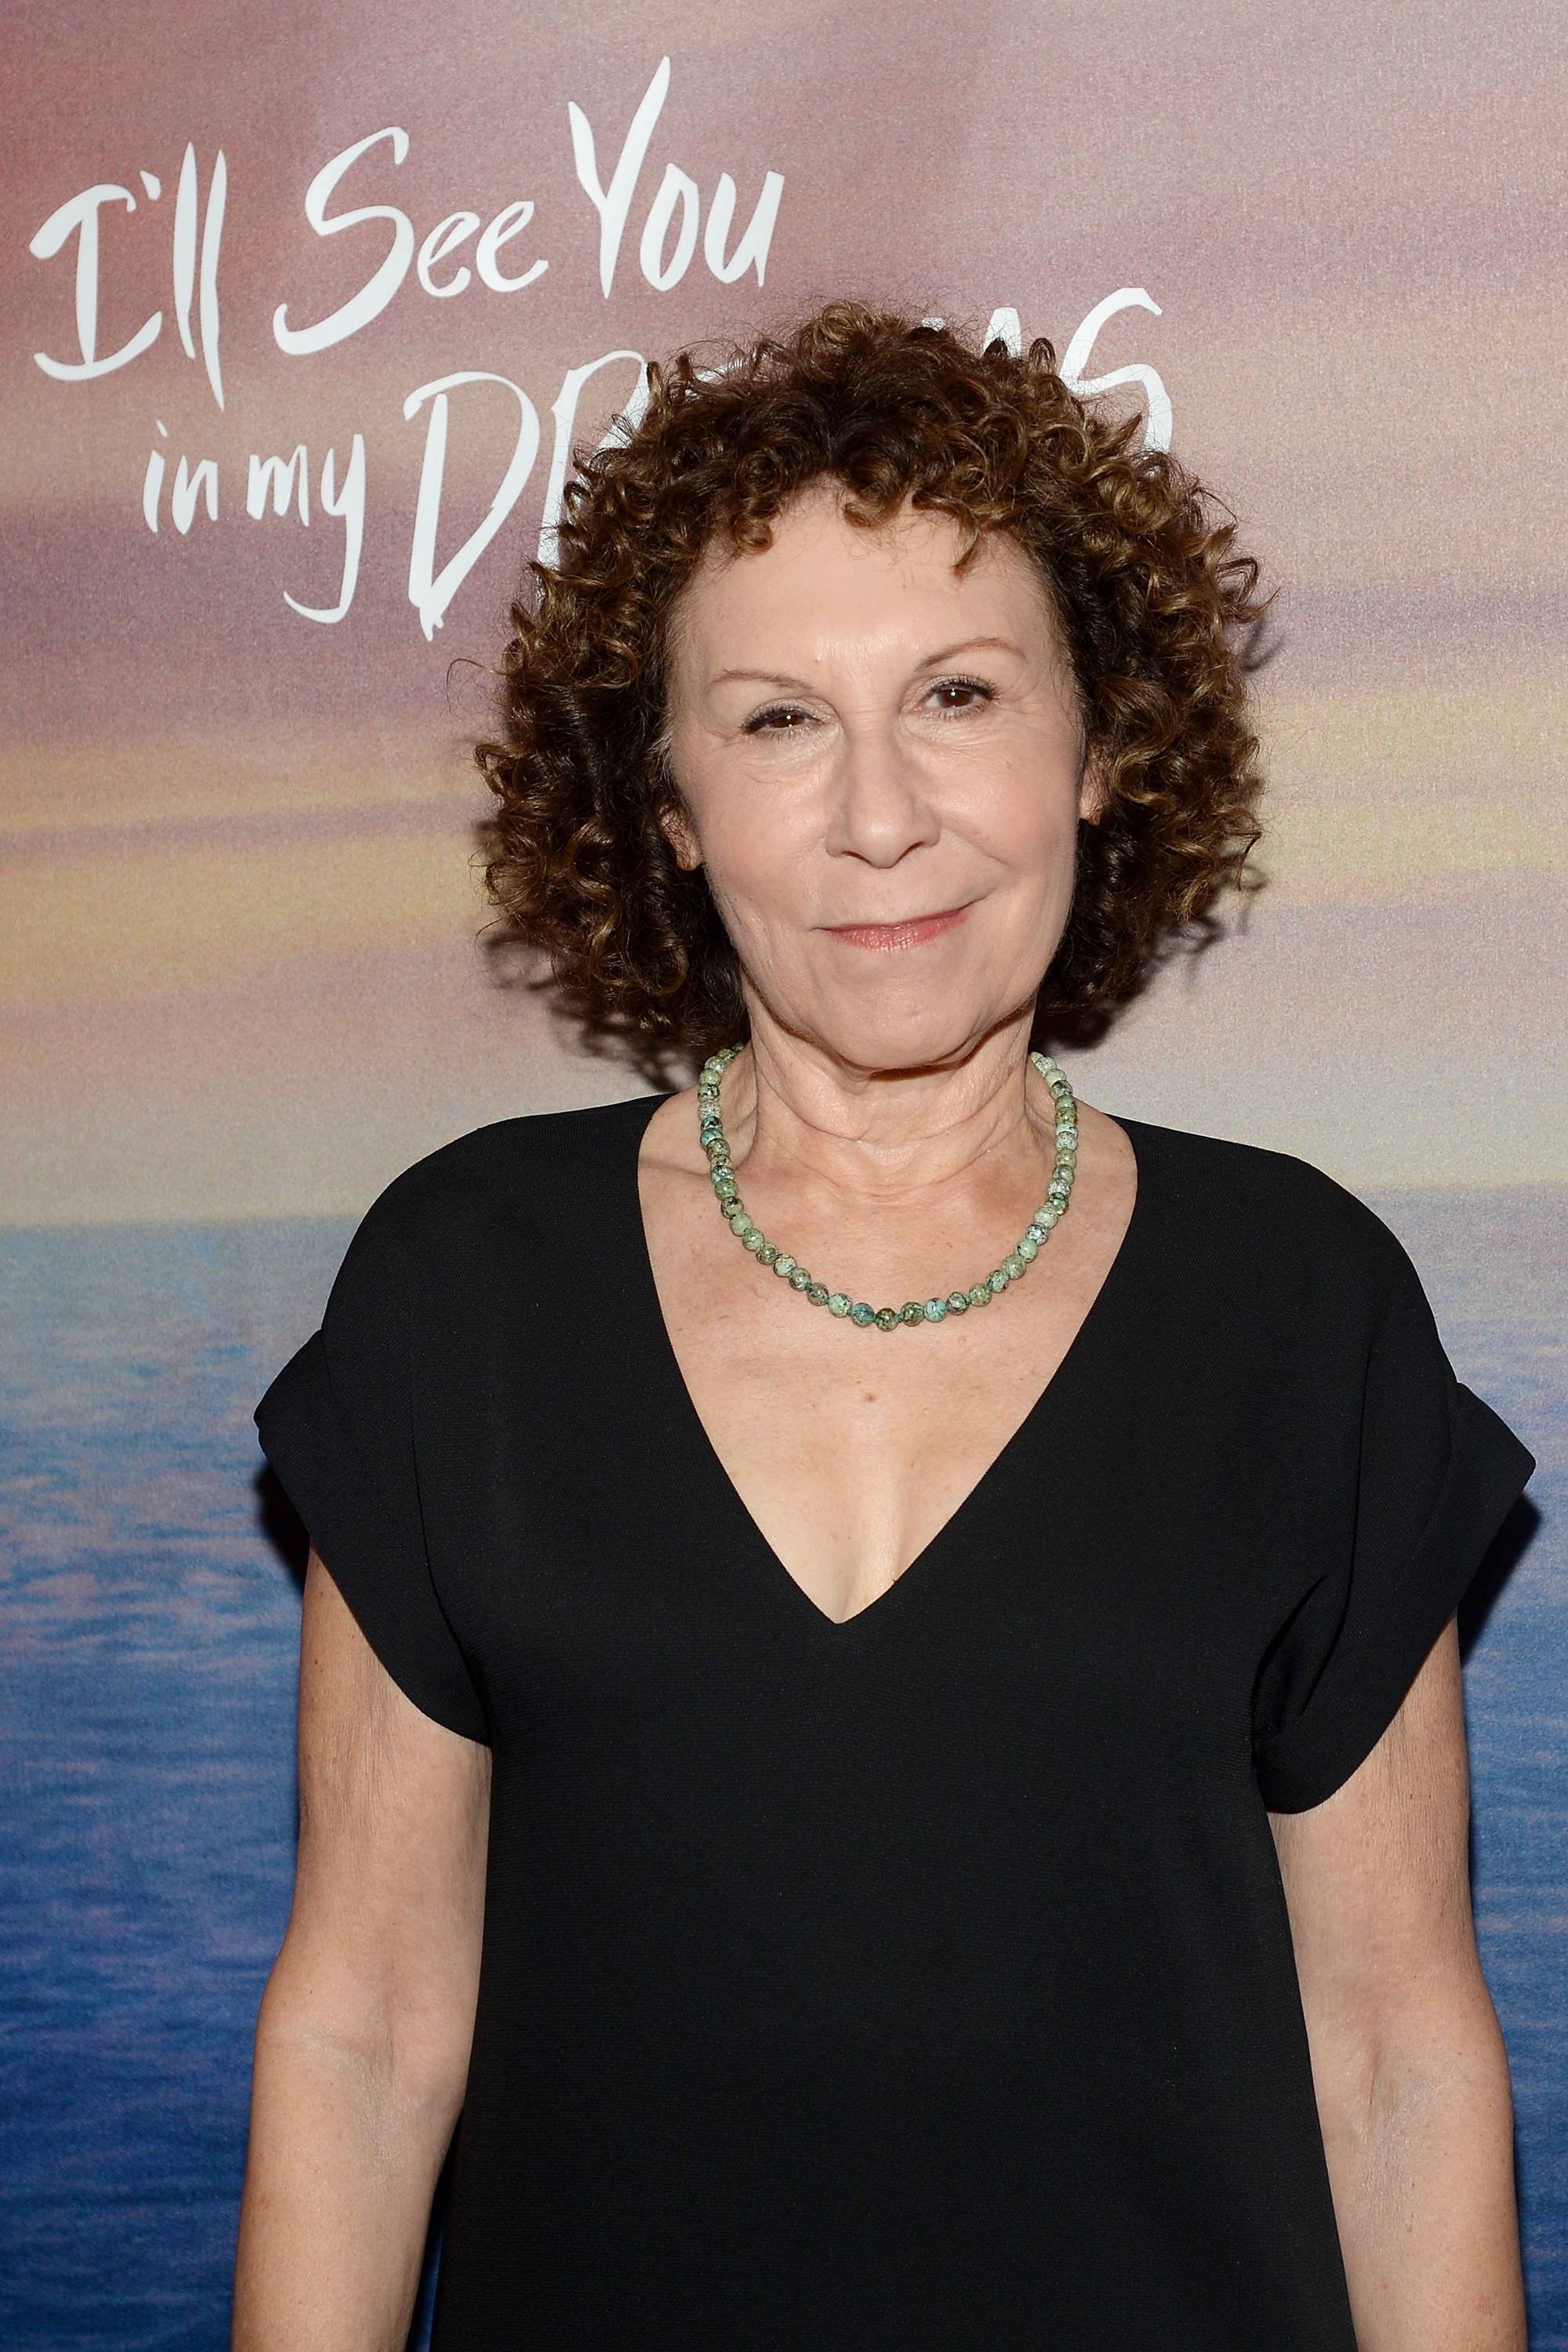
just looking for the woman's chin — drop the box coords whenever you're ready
[781,1002,1007,1080]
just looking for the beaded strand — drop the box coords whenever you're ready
[696,1045,1079,1330]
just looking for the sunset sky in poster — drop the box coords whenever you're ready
[4,0,1565,1220]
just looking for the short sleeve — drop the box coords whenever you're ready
[1252,1236,1533,1813]
[254,1187,490,1744]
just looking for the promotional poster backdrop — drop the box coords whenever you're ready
[2,3,1564,2343]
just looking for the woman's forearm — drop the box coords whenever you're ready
[232,1963,460,2352]
[234,1559,488,2348]
[1322,1979,1526,2351]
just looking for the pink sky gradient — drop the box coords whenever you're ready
[3,0,1565,1218]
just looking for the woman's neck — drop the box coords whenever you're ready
[719,1007,1055,1209]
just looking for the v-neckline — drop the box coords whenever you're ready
[623,1091,1150,1634]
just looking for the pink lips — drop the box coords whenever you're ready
[822,903,972,953]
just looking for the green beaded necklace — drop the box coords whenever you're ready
[696,1045,1079,1331]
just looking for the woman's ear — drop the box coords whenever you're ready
[1077,741,1109,826]
[659,797,703,873]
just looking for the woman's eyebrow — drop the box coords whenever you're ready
[913,634,1026,669]
[708,667,817,692]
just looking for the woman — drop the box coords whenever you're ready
[237,306,1534,2349]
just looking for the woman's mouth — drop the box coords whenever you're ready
[822,903,973,953]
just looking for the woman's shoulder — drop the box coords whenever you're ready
[1116,1112,1422,1308]
[345,1094,664,1260]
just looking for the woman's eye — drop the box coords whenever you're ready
[927,676,995,712]
[743,705,811,735]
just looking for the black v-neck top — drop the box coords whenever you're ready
[255,1094,1533,2350]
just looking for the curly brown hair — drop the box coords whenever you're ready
[475,301,1269,1076]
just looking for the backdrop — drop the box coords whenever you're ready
[2,2,1564,2344]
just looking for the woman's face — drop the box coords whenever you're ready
[663,484,1097,1075]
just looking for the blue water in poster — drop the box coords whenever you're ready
[1,1191,1563,2348]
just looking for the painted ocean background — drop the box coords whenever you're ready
[1,1189,1563,2350]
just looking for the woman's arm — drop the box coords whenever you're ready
[232,1551,491,2351]
[1270,1615,1526,2351]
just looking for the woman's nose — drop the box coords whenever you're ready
[823,720,942,866]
